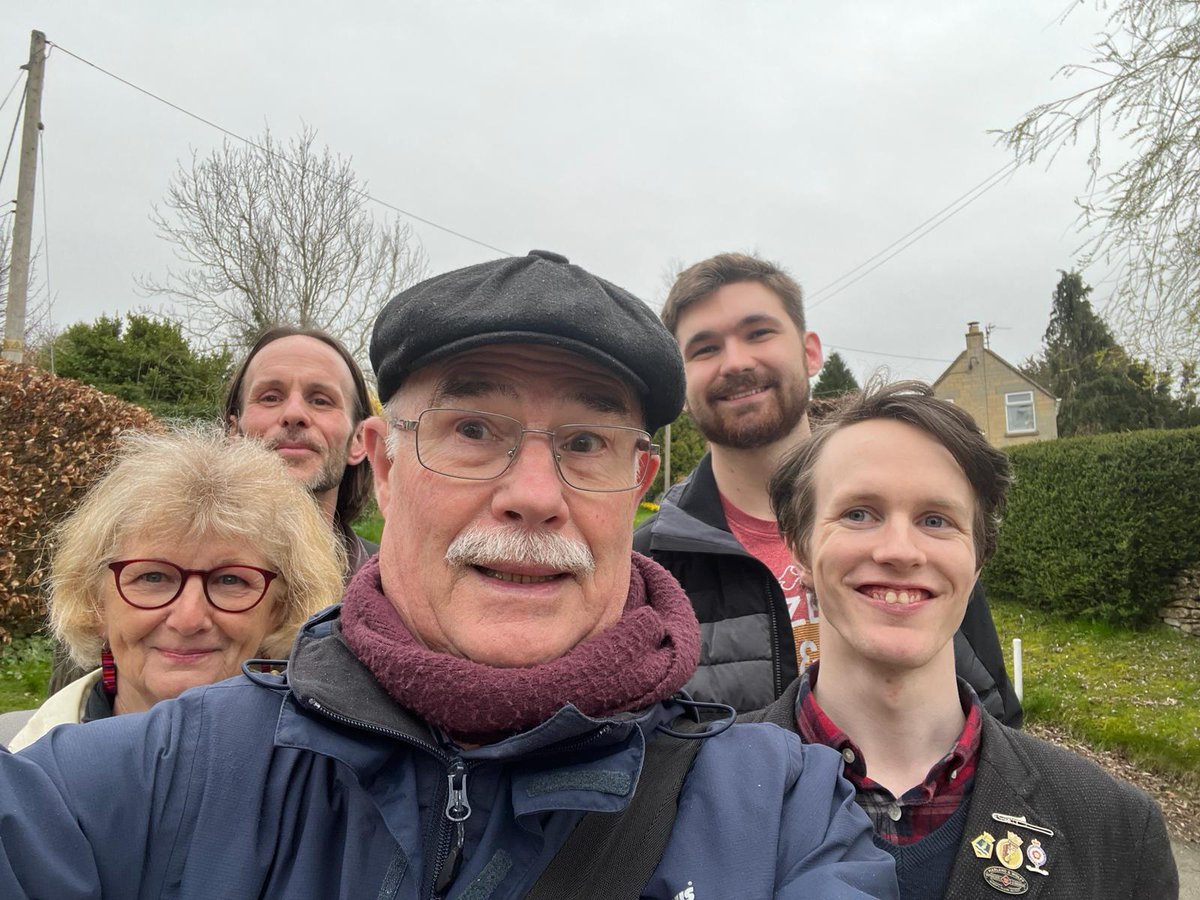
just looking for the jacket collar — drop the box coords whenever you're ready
[647,453,747,556]
[946,715,1053,898]
[275,605,680,805]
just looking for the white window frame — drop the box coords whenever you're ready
[1004,391,1036,434]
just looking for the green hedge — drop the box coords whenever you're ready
[983,426,1200,625]
[649,411,708,499]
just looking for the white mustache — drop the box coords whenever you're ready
[445,526,596,576]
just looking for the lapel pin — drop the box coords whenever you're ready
[1025,838,1049,876]
[992,812,1054,837]
[983,865,1030,895]
[971,831,996,858]
[995,831,1024,870]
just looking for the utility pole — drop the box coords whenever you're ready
[3,30,47,364]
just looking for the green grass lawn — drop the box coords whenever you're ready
[353,505,383,544]
[0,635,52,714]
[990,597,1200,783]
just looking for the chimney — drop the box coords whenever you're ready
[966,321,985,371]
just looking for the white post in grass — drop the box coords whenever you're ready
[1012,638,1023,703]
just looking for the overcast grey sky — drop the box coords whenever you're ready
[2,2,1114,384]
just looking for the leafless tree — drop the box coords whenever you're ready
[996,0,1200,370]
[0,220,55,356]
[143,127,428,366]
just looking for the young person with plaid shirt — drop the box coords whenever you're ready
[760,380,1177,900]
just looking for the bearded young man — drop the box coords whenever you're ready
[0,251,897,899]
[635,253,1021,723]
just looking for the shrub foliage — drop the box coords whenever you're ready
[0,361,158,638]
[650,411,707,499]
[984,426,1200,625]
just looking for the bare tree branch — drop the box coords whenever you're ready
[141,126,429,367]
[995,0,1200,368]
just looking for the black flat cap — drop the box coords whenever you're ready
[370,250,685,431]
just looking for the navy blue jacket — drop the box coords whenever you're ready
[0,607,897,899]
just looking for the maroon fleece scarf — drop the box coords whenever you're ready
[340,553,700,745]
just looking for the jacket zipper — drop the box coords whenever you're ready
[302,697,473,898]
[432,757,471,896]
[764,573,783,697]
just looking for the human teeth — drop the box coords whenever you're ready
[727,388,763,400]
[484,568,557,584]
[871,588,924,605]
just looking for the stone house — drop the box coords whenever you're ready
[933,322,1058,448]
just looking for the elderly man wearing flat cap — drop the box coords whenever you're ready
[0,251,897,899]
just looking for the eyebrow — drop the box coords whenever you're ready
[682,313,785,354]
[831,489,972,516]
[249,377,345,398]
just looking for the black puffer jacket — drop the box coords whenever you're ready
[634,453,1023,725]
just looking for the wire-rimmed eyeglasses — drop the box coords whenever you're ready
[107,559,279,613]
[389,408,659,493]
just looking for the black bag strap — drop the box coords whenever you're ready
[524,718,707,900]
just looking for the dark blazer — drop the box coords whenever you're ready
[944,714,1177,898]
[756,680,1178,899]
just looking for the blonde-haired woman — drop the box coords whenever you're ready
[6,427,344,750]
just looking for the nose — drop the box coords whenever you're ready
[717,339,755,376]
[279,390,311,428]
[489,432,569,528]
[871,518,926,569]
[164,575,214,634]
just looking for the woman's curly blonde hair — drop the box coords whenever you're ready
[48,426,346,667]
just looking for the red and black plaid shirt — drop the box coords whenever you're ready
[795,661,983,846]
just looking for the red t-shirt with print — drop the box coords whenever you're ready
[720,494,820,672]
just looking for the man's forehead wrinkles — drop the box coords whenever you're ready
[426,361,633,418]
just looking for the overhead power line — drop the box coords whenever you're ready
[47,42,514,257]
[825,343,954,364]
[807,113,1082,311]
[0,70,24,116]
[807,161,1020,310]
[0,83,26,188]
[39,131,52,316]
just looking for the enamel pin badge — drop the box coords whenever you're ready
[1025,838,1049,876]
[995,831,1024,871]
[982,866,1030,895]
[972,831,996,858]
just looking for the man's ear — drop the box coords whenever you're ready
[635,452,662,501]
[362,417,393,515]
[346,420,368,466]
[803,330,824,379]
[226,414,240,437]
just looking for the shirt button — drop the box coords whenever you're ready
[841,748,856,764]
[888,804,902,822]
[949,768,959,781]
